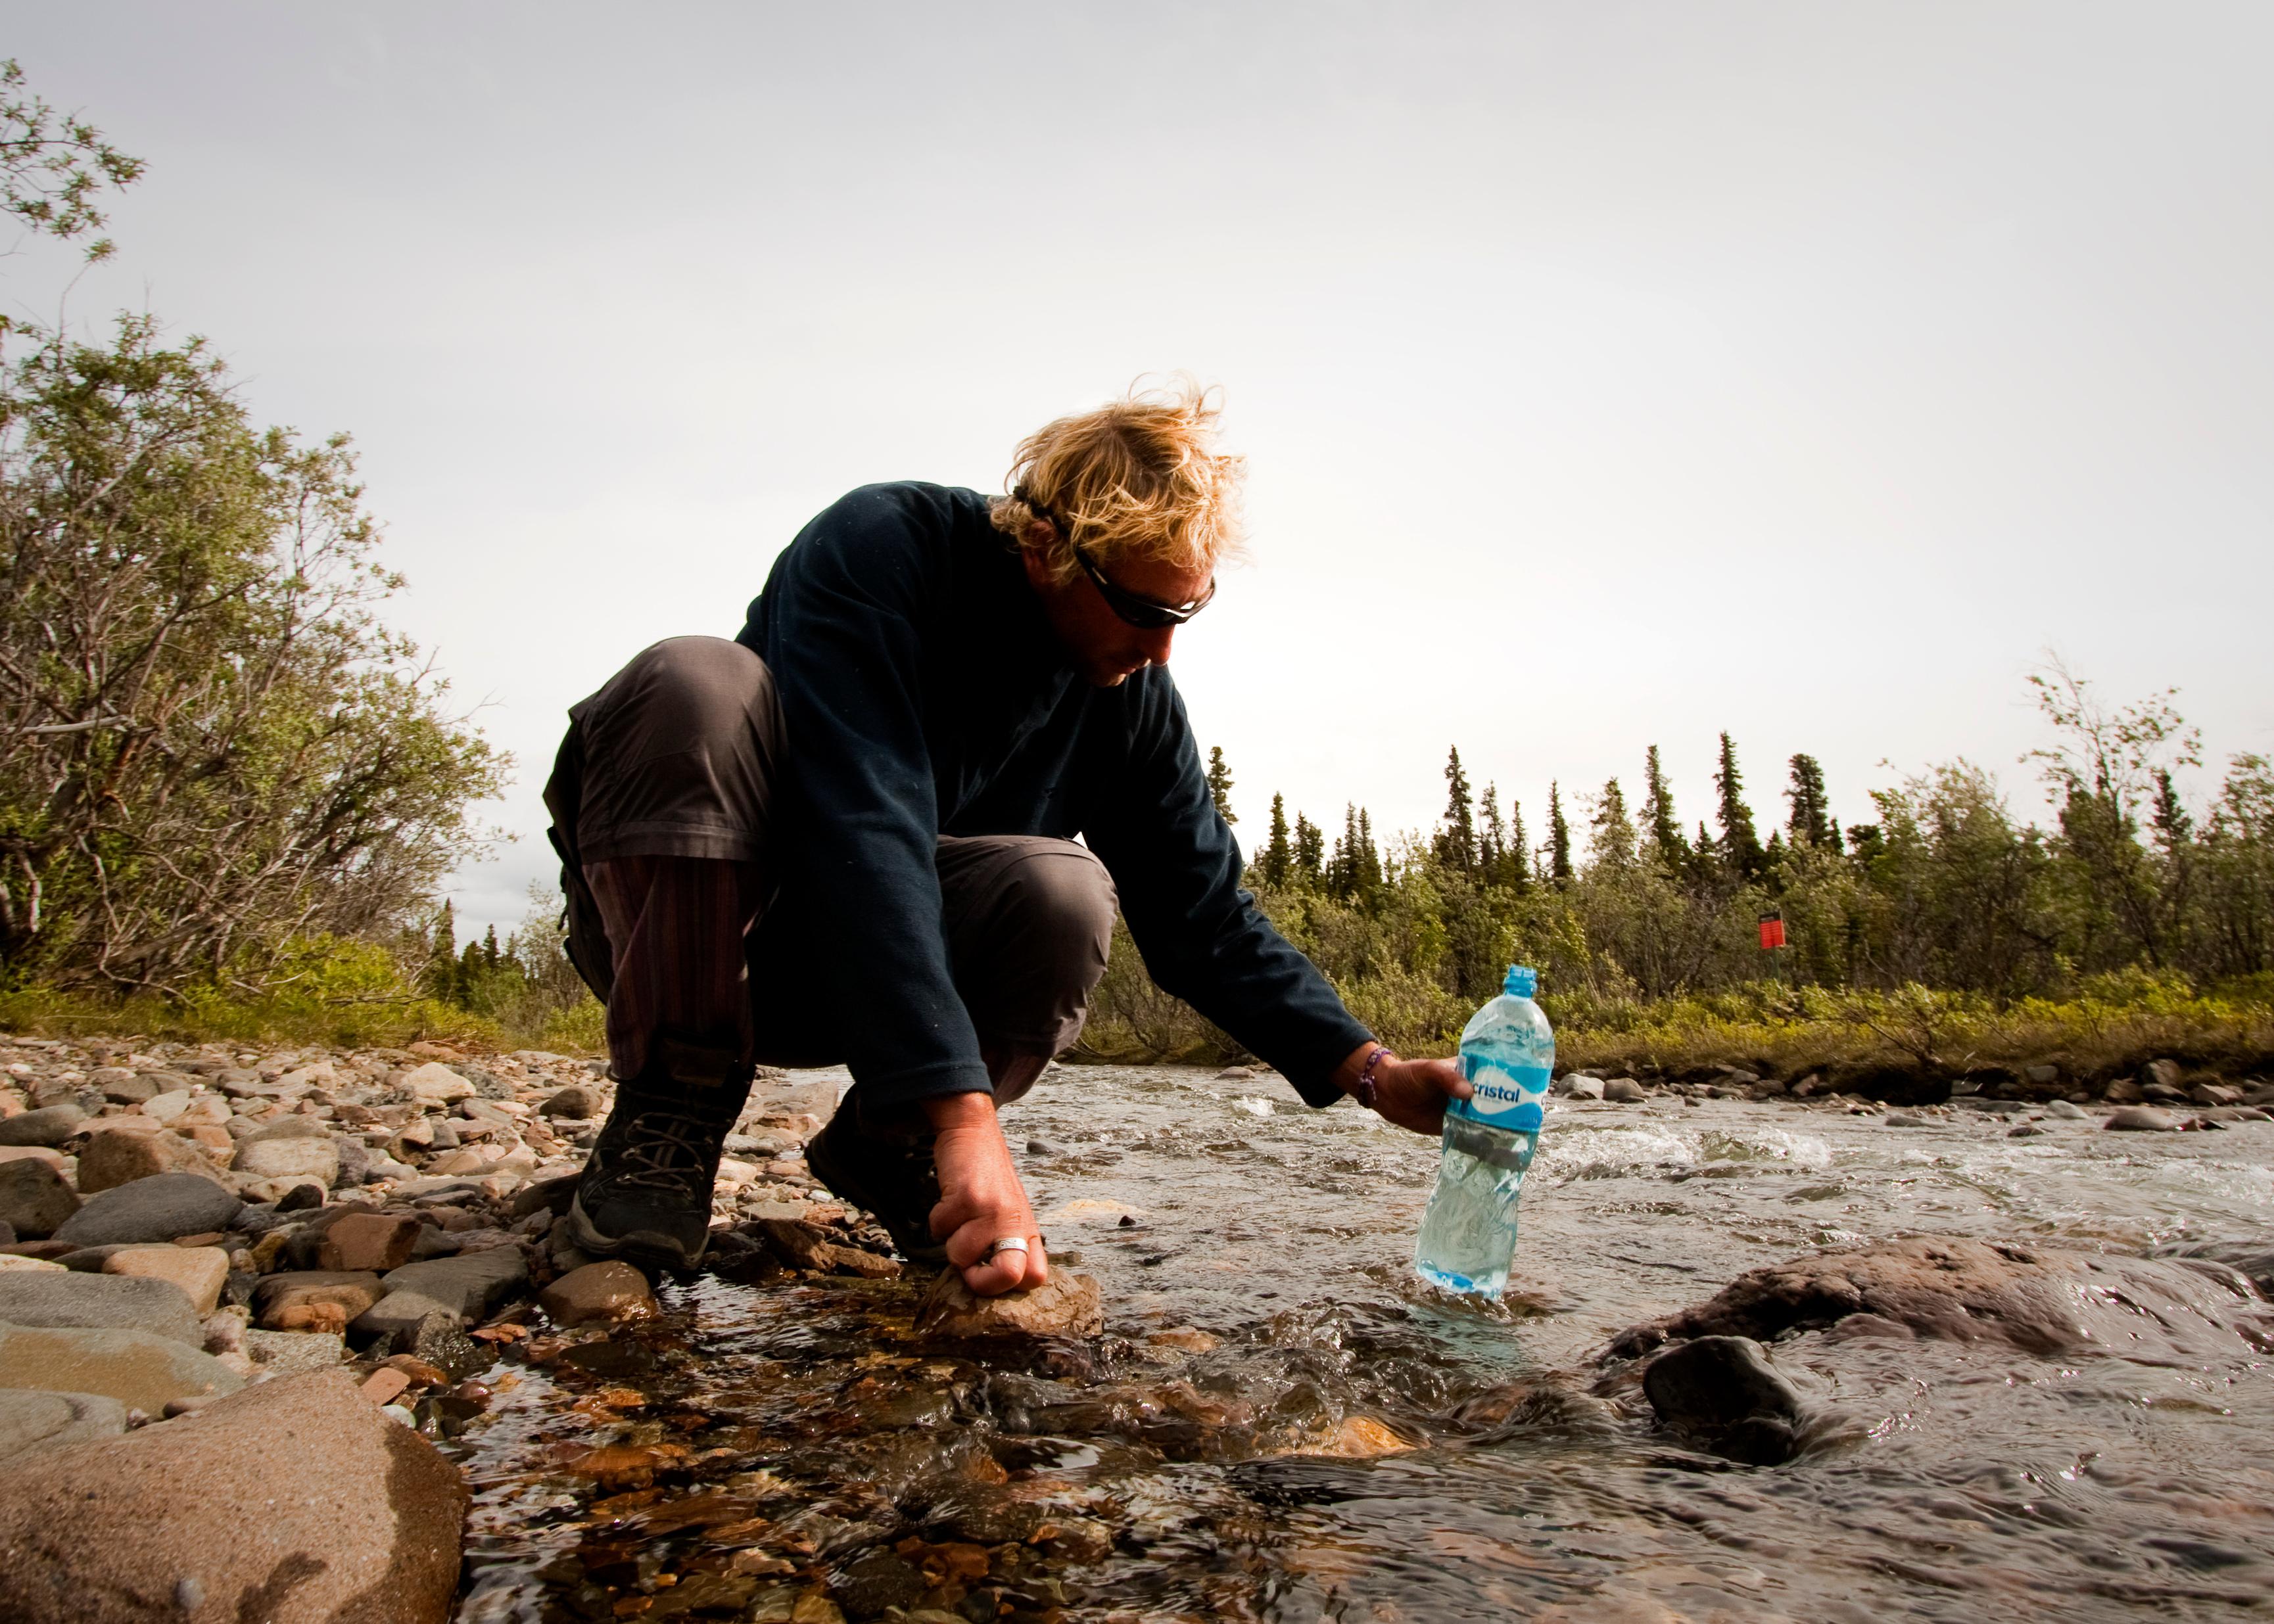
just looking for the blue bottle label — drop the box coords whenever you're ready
[1453,1056,1550,1132]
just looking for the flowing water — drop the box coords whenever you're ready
[450,1066,2274,1622]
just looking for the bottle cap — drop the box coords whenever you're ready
[1504,965,1537,997]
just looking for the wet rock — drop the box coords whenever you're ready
[1640,1335,1813,1466]
[74,1126,226,1195]
[538,1261,656,1326]
[317,1211,423,1272]
[1602,1078,1647,1103]
[0,1368,466,1621]
[0,1159,81,1239]
[52,1172,241,1247]
[0,1389,127,1460]
[2007,1122,2047,1138]
[0,1105,87,1148]
[2045,1099,2088,1119]
[746,1217,903,1278]
[1883,1112,1929,1128]
[401,1061,474,1105]
[832,1548,928,1616]
[2106,1105,2180,1132]
[2190,1082,2243,1107]
[0,1270,204,1345]
[351,1246,529,1339]
[1561,1075,1605,1100]
[0,1322,242,1413]
[103,1245,230,1316]
[254,1270,387,1332]
[1606,1236,2274,1363]
[2139,1057,2182,1092]
[915,1267,1104,1341]
[2101,1076,2144,1103]
[538,1082,604,1119]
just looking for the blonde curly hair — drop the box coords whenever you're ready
[989,377,1246,585]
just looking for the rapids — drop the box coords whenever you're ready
[451,1065,2274,1621]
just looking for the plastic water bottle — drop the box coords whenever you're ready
[1413,964,1554,1297]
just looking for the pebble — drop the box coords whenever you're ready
[915,1266,1104,1341]
[53,1172,243,1247]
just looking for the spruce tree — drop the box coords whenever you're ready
[1785,753,1834,848]
[1260,793,1292,888]
[1206,745,1237,825]
[1714,731,1765,881]
[1355,808,1383,896]
[1507,799,1530,889]
[1479,783,1507,877]
[1590,777,1636,868]
[1436,745,1478,871]
[1642,745,1688,868]
[1547,782,1573,884]
[1293,813,1325,888]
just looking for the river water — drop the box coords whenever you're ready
[450,1065,2274,1622]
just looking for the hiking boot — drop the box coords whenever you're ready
[803,1092,949,1264]
[565,1039,752,1271]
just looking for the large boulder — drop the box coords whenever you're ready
[1606,1236,2274,1364]
[0,1322,242,1414]
[0,1368,467,1622]
[0,1270,203,1347]
[52,1174,243,1248]
[0,1159,82,1240]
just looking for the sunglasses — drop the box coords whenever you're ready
[1074,544,1216,629]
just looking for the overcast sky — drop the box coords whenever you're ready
[9,3,2271,939]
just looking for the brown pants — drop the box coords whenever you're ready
[543,637,1118,1103]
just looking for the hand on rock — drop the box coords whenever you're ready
[923,1091,1049,1297]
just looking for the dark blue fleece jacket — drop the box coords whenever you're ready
[735,481,1367,1110]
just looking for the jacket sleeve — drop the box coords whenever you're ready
[1081,674,1372,1106]
[755,488,993,1111]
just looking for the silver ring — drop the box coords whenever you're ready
[984,1237,1030,1261]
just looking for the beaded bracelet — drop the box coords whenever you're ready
[1354,1044,1392,1110]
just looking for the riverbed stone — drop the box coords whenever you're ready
[243,1327,347,1374]
[0,1269,202,1345]
[1561,1075,1605,1100]
[915,1268,1104,1341]
[1602,1078,1647,1103]
[74,1126,226,1195]
[1606,1235,2273,1364]
[53,1172,242,1247]
[402,1061,475,1104]
[318,1211,423,1272]
[92,1067,157,1105]
[0,1389,128,1460]
[231,1134,340,1187]
[0,1159,82,1239]
[0,1367,467,1622]
[2045,1099,2088,1119]
[103,1245,230,1316]
[539,1082,604,1119]
[0,1105,87,1148]
[0,1322,243,1414]
[254,1270,386,1331]
[1641,1334,1813,1466]
[351,1247,529,1339]
[2106,1105,2180,1132]
[538,1261,656,1326]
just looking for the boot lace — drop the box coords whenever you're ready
[596,1109,720,1199]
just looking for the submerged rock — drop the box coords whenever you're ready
[916,1267,1104,1341]
[0,1368,466,1622]
[1640,1334,1814,1466]
[1606,1236,2273,1363]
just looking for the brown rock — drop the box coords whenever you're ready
[1604,1236,2274,1364]
[0,1158,82,1240]
[103,1244,230,1315]
[2101,1076,2144,1103]
[74,1126,225,1195]
[0,1322,242,1414]
[538,1261,657,1326]
[538,1083,604,1119]
[319,1212,424,1273]
[744,1217,903,1279]
[914,1268,1104,1341]
[254,1270,386,1331]
[2105,1105,2180,1132]
[0,1368,467,1623]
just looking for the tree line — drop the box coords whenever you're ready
[1150,669,2274,1054]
